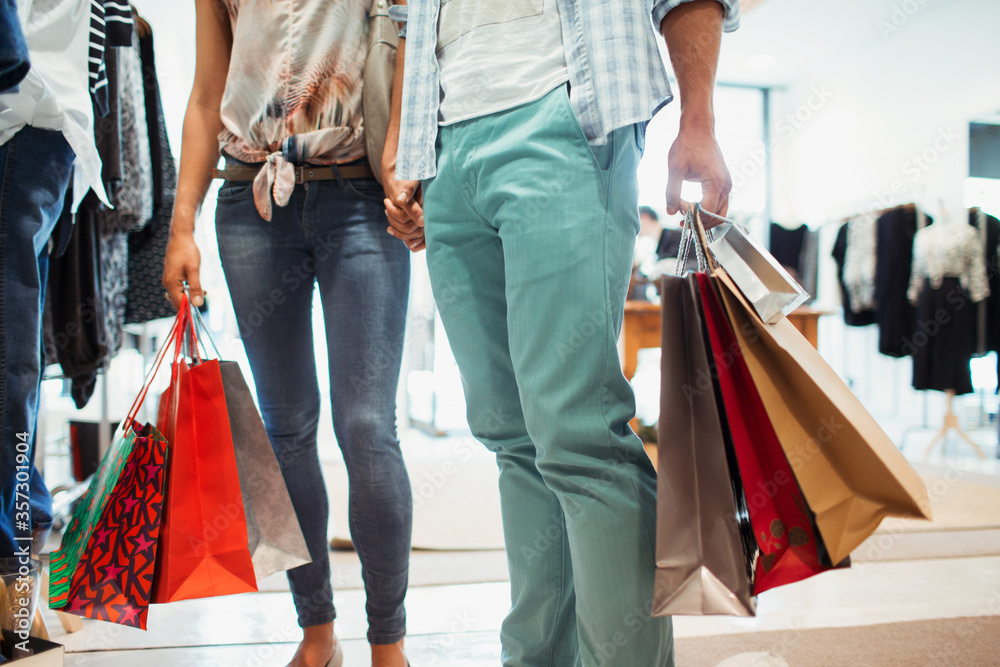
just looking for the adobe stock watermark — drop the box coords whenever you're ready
[923,586,1000,665]
[410,438,478,513]
[868,125,959,212]
[680,316,762,404]
[555,307,607,361]
[852,462,962,570]
[731,84,834,190]
[421,610,478,665]
[878,0,934,39]
[591,583,678,667]
[5,431,36,657]
[899,282,976,357]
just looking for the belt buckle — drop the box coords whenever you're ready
[294,166,305,184]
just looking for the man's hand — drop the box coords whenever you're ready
[660,1,732,224]
[666,122,731,219]
[162,228,204,310]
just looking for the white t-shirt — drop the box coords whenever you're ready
[0,0,109,212]
[436,0,569,126]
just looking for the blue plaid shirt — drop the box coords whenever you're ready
[389,0,739,181]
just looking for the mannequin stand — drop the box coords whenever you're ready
[923,390,986,459]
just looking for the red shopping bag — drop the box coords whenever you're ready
[150,299,257,603]
[696,272,830,594]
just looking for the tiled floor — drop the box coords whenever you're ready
[33,432,1000,666]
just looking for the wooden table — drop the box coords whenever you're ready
[622,301,829,383]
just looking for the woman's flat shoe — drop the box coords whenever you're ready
[326,639,344,667]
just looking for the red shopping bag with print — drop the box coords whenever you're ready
[59,422,168,628]
[150,299,257,603]
[695,272,833,594]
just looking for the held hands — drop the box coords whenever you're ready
[665,121,732,226]
[382,175,426,253]
[162,224,205,311]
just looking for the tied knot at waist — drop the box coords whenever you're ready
[252,152,295,222]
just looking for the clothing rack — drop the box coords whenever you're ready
[826,202,919,228]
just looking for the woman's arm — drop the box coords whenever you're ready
[162,0,233,308]
[381,1,426,252]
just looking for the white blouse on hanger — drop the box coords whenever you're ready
[842,214,878,312]
[907,222,989,304]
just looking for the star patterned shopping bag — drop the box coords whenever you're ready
[58,424,168,628]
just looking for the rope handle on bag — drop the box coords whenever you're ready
[673,203,756,276]
[675,204,719,275]
[123,298,189,427]
[188,301,221,359]
[123,291,225,431]
[179,293,205,365]
[173,286,213,366]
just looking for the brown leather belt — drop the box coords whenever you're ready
[213,164,375,183]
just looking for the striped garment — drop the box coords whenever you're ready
[390,0,739,181]
[88,0,133,117]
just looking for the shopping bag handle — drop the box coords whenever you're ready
[178,293,207,365]
[676,204,720,275]
[188,301,221,359]
[123,298,188,426]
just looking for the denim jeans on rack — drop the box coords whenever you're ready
[214,162,412,644]
[0,126,74,559]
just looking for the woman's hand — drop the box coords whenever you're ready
[162,228,204,310]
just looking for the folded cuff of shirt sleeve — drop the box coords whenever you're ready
[652,0,740,34]
[388,4,408,38]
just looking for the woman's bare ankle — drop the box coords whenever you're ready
[286,623,336,667]
[371,639,406,667]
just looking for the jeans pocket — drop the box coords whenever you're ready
[217,180,254,201]
[346,177,386,203]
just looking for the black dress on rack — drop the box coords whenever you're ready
[874,207,932,357]
[973,210,1000,354]
[911,277,978,394]
[769,222,818,301]
[909,223,989,395]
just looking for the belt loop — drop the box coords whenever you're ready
[329,165,346,187]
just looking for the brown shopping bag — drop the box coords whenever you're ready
[712,267,931,564]
[653,272,756,617]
